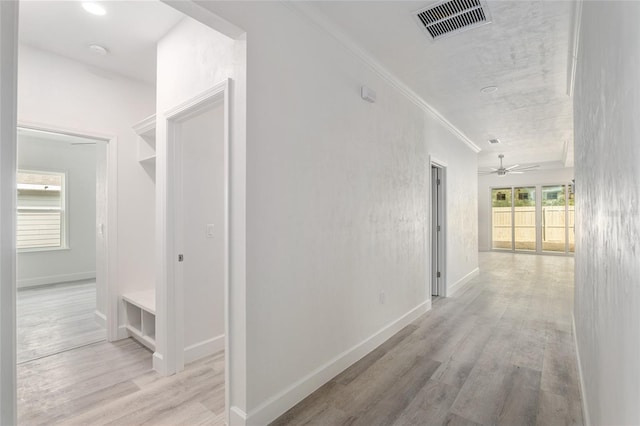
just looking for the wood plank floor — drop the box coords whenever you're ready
[272,252,583,426]
[17,280,105,363]
[17,339,226,425]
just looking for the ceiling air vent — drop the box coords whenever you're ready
[414,0,492,41]
[488,138,500,144]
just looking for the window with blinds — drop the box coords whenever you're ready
[17,171,66,250]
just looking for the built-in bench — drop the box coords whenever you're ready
[122,290,155,350]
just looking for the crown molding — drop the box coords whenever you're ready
[284,1,481,154]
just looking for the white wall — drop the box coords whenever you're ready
[181,103,225,360]
[17,133,98,288]
[426,121,479,292]
[573,2,640,425]
[188,3,479,423]
[17,45,156,325]
[478,168,574,251]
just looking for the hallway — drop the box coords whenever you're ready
[274,252,582,425]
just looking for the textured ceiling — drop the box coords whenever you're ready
[311,1,574,169]
[19,0,184,84]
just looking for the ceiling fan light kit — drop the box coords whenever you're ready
[478,154,540,177]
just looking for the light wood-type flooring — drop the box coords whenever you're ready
[17,339,226,425]
[17,280,105,363]
[273,252,583,426]
[17,252,580,425]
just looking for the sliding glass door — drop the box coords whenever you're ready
[491,184,574,254]
[542,185,566,252]
[514,187,536,251]
[491,188,512,250]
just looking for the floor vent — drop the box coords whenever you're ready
[414,0,492,41]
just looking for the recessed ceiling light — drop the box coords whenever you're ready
[480,86,498,94]
[82,2,106,16]
[89,44,109,56]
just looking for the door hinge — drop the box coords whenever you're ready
[437,225,441,232]
[437,271,441,278]
[178,254,184,262]
[437,178,441,185]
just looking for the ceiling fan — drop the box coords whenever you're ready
[479,154,540,177]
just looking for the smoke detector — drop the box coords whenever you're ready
[414,0,492,41]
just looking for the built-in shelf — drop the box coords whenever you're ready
[133,114,156,165]
[123,289,156,351]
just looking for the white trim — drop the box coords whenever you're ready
[572,314,591,426]
[184,335,225,364]
[430,156,447,297]
[229,406,247,426]
[117,324,130,340]
[567,0,583,97]
[17,271,95,288]
[132,114,156,136]
[447,267,479,297]
[94,310,107,329]
[0,2,19,422]
[284,2,481,154]
[245,300,431,425]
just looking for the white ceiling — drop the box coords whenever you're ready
[19,1,574,169]
[310,1,575,169]
[19,0,184,85]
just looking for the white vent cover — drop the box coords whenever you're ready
[414,0,492,41]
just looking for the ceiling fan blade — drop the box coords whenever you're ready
[489,167,498,171]
[478,170,497,175]
[509,171,524,174]
[505,164,520,170]
[512,165,540,171]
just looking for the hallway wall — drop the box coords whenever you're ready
[187,3,479,423]
[574,2,640,425]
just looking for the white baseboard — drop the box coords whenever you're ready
[245,300,431,425]
[17,271,96,288]
[185,334,225,364]
[94,310,106,329]
[572,314,591,426]
[229,406,247,426]
[446,267,479,297]
[117,325,130,340]
[153,352,166,375]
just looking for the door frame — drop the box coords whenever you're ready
[429,156,447,297]
[16,121,118,341]
[0,2,19,421]
[156,79,231,422]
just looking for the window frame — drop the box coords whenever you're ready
[17,169,69,253]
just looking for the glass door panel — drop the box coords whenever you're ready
[542,185,566,252]
[491,188,512,250]
[568,190,575,253]
[514,187,536,251]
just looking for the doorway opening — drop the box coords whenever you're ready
[16,128,107,364]
[431,161,446,298]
